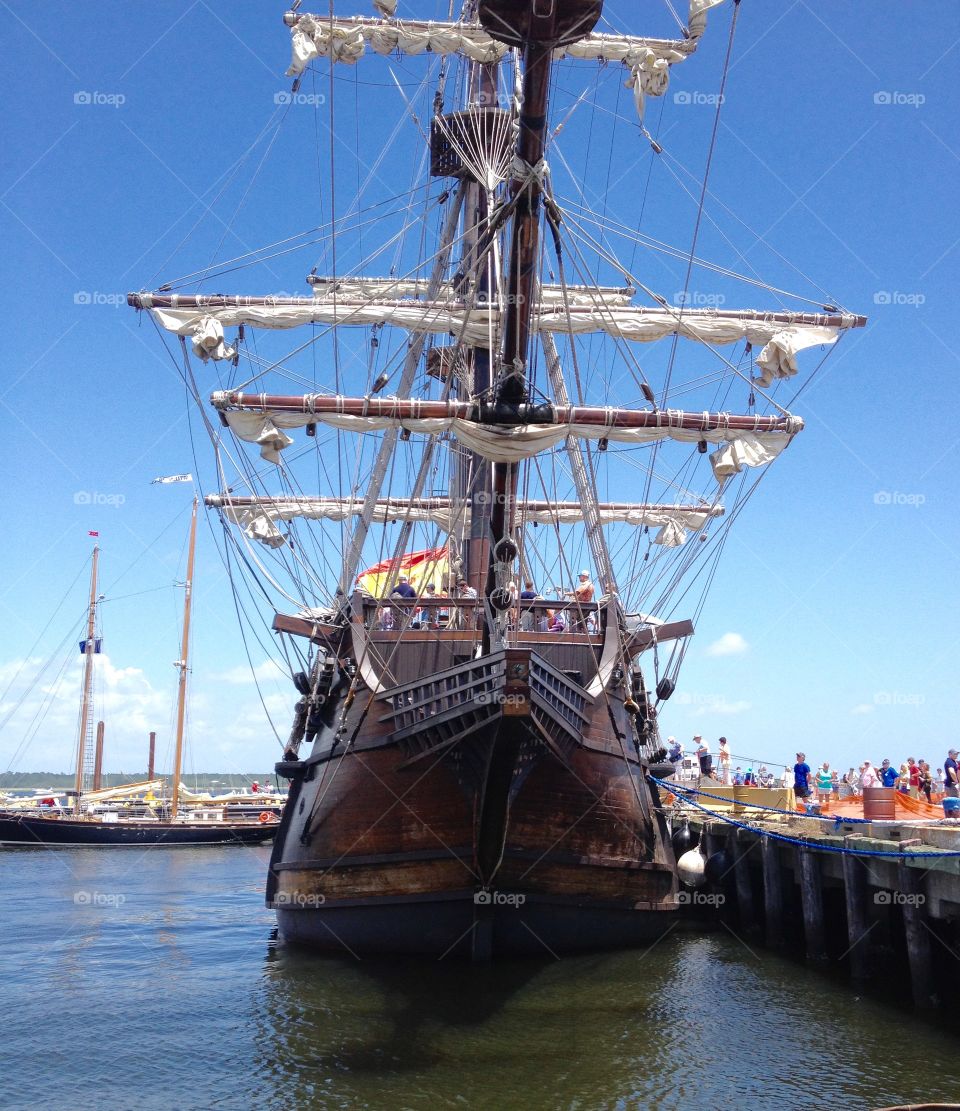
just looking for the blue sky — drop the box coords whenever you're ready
[1,1,957,778]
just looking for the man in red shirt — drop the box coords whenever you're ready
[906,757,921,800]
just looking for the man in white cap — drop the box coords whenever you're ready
[568,570,595,604]
[667,736,682,765]
[565,569,595,631]
[695,735,712,779]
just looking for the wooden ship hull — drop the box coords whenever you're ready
[0,813,277,847]
[267,607,679,957]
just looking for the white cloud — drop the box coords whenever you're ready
[212,659,287,685]
[1,653,170,772]
[706,632,749,658]
[693,697,752,716]
[1,652,292,774]
[851,703,875,716]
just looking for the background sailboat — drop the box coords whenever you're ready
[0,499,279,847]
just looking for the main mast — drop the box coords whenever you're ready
[478,0,602,649]
[170,496,198,820]
[74,544,100,813]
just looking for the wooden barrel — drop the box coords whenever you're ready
[863,786,896,820]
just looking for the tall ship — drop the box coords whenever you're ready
[125,0,865,954]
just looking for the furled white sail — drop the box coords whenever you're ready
[210,495,721,549]
[285,1,725,117]
[139,295,849,382]
[218,406,797,478]
[307,276,636,308]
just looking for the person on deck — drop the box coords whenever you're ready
[414,583,439,629]
[565,570,595,631]
[793,753,812,799]
[860,761,881,789]
[830,770,840,800]
[815,762,832,805]
[695,736,712,779]
[717,737,731,785]
[943,749,959,798]
[518,579,539,631]
[391,574,417,600]
[879,759,899,789]
[733,767,744,786]
[743,768,756,787]
[919,760,933,803]
[668,737,683,765]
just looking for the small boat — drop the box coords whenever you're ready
[0,498,278,848]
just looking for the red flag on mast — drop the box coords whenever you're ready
[88,531,99,537]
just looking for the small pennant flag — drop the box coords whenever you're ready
[88,530,99,537]
[152,474,193,485]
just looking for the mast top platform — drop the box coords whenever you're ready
[478,0,603,48]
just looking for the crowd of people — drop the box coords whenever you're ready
[380,572,598,633]
[666,736,960,804]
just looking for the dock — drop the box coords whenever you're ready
[665,784,960,1012]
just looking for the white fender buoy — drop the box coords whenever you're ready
[677,847,707,888]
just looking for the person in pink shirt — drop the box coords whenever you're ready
[860,761,881,789]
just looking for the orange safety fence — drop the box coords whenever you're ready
[797,792,946,821]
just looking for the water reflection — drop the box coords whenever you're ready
[255,933,960,1111]
[4,844,959,1110]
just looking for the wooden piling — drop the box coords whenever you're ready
[898,859,936,1010]
[761,835,784,948]
[733,833,757,934]
[841,851,870,983]
[148,731,156,780]
[798,848,827,962]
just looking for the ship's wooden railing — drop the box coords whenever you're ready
[358,595,602,635]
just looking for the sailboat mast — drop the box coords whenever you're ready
[170,496,198,820]
[74,544,100,813]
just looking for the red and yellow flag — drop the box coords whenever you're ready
[356,546,449,598]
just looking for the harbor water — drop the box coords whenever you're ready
[2,846,957,1110]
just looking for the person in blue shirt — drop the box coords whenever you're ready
[390,574,417,599]
[793,752,812,798]
[880,759,899,789]
[733,767,744,785]
[944,749,959,798]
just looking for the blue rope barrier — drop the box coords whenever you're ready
[648,776,960,859]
